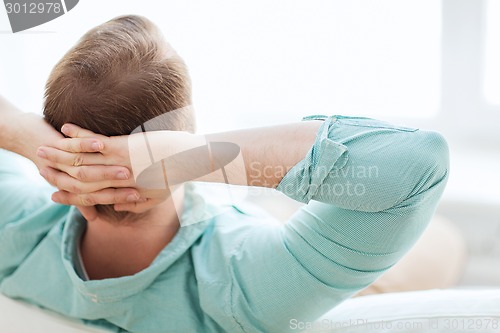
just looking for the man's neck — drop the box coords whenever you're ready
[80,196,183,280]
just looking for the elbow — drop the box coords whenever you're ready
[417,130,450,183]
[400,130,450,204]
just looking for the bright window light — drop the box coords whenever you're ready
[484,0,500,105]
[0,0,441,133]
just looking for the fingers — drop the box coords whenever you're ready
[67,165,131,183]
[52,188,143,206]
[43,162,132,183]
[37,146,111,166]
[40,167,131,194]
[113,187,174,214]
[61,123,105,139]
[53,137,104,154]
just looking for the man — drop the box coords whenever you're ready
[0,15,449,333]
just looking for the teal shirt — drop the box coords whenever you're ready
[0,115,449,333]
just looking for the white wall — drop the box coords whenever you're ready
[0,0,442,133]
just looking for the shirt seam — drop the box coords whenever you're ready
[228,232,254,333]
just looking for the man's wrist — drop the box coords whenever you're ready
[0,96,31,157]
[0,112,57,164]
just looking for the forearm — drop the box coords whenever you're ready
[0,96,22,153]
[137,121,322,189]
[0,95,62,164]
[205,121,322,187]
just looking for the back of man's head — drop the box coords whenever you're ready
[43,15,194,221]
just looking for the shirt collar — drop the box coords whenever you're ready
[60,182,213,303]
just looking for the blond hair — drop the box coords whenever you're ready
[44,15,194,221]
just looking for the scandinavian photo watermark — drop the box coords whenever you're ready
[289,317,500,331]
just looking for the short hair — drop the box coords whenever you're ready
[43,15,194,221]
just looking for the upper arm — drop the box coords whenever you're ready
[277,116,449,212]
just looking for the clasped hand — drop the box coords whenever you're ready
[37,123,167,218]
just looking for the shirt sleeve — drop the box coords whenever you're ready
[0,149,68,282]
[225,116,450,332]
